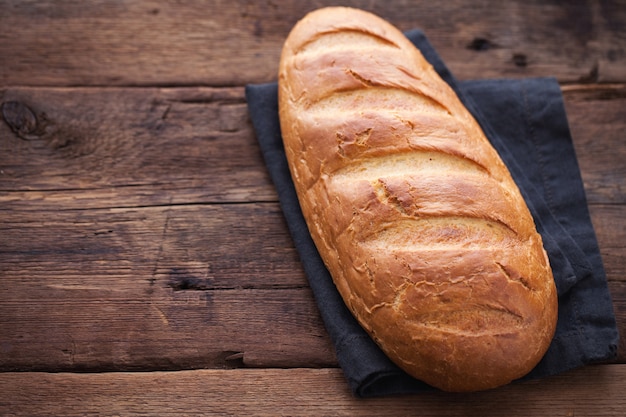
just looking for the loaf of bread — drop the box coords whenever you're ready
[278,6,558,392]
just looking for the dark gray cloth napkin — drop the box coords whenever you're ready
[245,29,619,397]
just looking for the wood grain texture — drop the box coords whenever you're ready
[1,0,625,87]
[589,205,626,281]
[1,366,626,417]
[0,288,335,371]
[0,0,624,414]
[0,87,276,206]
[0,204,331,371]
[563,84,626,205]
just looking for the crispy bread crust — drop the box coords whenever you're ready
[278,7,558,392]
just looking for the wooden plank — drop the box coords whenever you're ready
[0,87,276,206]
[0,365,625,416]
[0,288,335,372]
[1,85,624,209]
[0,204,332,371]
[0,203,305,289]
[0,283,335,371]
[0,1,624,87]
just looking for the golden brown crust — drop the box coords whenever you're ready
[278,6,558,392]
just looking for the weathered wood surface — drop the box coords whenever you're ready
[1,0,625,85]
[1,366,626,417]
[1,0,625,415]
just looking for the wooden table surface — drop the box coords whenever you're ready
[1,1,625,415]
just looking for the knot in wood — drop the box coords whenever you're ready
[467,37,493,51]
[512,53,528,68]
[1,101,39,140]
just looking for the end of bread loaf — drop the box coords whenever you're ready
[278,6,558,392]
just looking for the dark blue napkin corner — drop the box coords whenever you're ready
[245,29,619,397]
